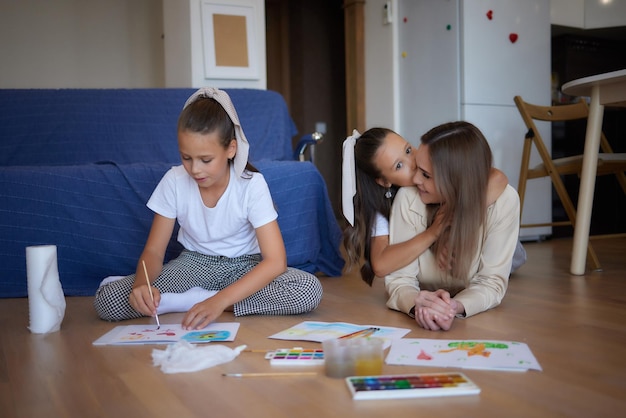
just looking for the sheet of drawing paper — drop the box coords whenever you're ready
[268,321,411,349]
[385,339,542,371]
[93,323,240,346]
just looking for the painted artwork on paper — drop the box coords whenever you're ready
[93,323,239,346]
[269,321,411,349]
[385,339,542,371]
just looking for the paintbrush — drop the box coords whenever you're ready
[338,326,380,339]
[141,260,160,329]
[222,372,317,378]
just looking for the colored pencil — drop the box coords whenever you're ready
[141,260,160,329]
[222,372,318,378]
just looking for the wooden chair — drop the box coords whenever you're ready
[514,95,626,270]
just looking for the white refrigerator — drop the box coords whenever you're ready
[393,0,552,240]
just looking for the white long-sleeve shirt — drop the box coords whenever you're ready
[384,184,520,318]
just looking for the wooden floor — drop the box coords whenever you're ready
[1,237,625,418]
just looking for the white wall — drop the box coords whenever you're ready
[0,0,267,89]
[163,0,266,89]
[0,0,165,88]
[364,0,397,130]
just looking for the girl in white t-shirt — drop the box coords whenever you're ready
[94,88,322,329]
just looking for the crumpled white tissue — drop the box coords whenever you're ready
[152,341,247,374]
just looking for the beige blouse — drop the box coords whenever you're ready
[384,184,520,318]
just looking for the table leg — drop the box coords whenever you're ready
[570,86,604,275]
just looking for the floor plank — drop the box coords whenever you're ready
[1,237,625,417]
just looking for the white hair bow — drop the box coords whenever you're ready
[183,87,250,177]
[342,129,361,227]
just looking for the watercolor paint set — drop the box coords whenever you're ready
[345,372,481,400]
[265,347,325,366]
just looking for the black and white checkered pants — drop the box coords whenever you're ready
[94,250,323,321]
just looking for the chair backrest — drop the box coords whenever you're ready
[514,96,615,155]
[514,96,589,124]
[514,95,593,229]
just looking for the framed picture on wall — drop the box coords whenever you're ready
[200,1,259,80]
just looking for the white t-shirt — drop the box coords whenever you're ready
[147,164,277,258]
[372,212,389,237]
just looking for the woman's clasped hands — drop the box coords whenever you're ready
[413,289,463,331]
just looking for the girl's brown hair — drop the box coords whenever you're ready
[343,127,399,285]
[178,97,257,174]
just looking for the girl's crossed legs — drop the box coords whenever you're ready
[94,250,323,321]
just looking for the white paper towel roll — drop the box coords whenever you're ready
[26,245,66,334]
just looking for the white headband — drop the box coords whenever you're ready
[183,87,250,177]
[342,129,361,226]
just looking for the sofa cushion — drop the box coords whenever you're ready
[0,160,343,297]
[255,160,344,278]
[0,162,178,297]
[0,88,297,167]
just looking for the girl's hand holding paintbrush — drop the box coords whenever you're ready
[129,261,161,320]
[130,280,161,318]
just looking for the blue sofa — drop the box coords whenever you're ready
[0,88,344,298]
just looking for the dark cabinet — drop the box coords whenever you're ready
[551,33,626,237]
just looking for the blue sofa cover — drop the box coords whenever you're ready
[0,88,344,298]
